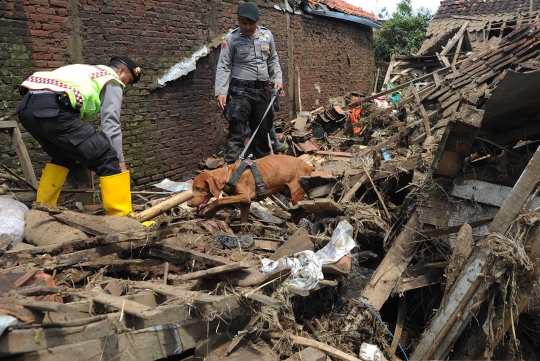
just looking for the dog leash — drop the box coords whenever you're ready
[238,94,276,161]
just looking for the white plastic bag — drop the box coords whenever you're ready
[0,196,29,246]
[315,220,356,265]
[260,250,323,292]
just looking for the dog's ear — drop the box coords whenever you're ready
[205,177,223,199]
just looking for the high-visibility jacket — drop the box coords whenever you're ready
[20,64,125,120]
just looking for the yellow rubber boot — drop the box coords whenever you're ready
[36,163,69,205]
[100,171,133,216]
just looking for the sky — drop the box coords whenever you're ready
[343,0,440,18]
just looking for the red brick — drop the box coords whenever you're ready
[47,61,65,68]
[51,15,66,23]
[22,6,37,12]
[50,0,68,7]
[32,45,49,52]
[0,3,15,10]
[29,13,50,22]
[42,23,61,31]
[28,29,50,37]
[37,7,57,15]
[32,53,52,60]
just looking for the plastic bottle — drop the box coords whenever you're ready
[381,147,392,161]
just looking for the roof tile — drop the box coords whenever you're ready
[304,0,379,21]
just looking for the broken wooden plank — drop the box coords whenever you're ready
[390,297,406,355]
[71,290,157,318]
[409,83,431,136]
[340,174,369,203]
[489,144,540,234]
[40,239,150,270]
[1,312,210,358]
[445,223,474,294]
[440,21,470,56]
[450,179,540,208]
[0,298,79,314]
[9,321,206,361]
[127,281,241,316]
[4,123,38,188]
[453,222,540,360]
[314,150,352,157]
[360,210,421,312]
[411,226,539,360]
[151,238,233,266]
[239,289,284,307]
[167,260,259,282]
[420,218,492,237]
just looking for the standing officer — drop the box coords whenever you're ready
[215,1,285,164]
[17,56,141,216]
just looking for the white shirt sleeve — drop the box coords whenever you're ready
[100,82,125,162]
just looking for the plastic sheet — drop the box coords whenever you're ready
[315,220,356,265]
[260,250,323,291]
[260,220,357,292]
[152,178,192,192]
[0,196,29,247]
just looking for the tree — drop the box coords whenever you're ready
[373,0,433,63]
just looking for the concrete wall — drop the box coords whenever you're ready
[0,0,375,189]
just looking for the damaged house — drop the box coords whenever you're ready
[2,0,540,360]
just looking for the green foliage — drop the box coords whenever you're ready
[374,0,433,63]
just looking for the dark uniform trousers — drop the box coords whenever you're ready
[224,80,273,164]
[17,91,121,176]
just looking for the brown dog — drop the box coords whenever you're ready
[187,155,315,223]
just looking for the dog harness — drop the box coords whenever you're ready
[223,160,266,200]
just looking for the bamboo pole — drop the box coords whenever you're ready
[264,333,363,361]
[135,189,194,222]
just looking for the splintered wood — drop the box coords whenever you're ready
[3,18,540,361]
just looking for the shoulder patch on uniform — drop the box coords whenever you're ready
[258,32,270,42]
[231,28,239,33]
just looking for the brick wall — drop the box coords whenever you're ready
[0,0,374,190]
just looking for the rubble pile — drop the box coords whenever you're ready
[2,21,540,361]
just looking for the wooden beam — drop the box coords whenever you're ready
[452,34,465,66]
[167,260,259,282]
[6,125,38,188]
[453,223,540,359]
[382,54,396,90]
[150,238,233,266]
[489,144,540,234]
[71,290,158,318]
[40,239,149,270]
[10,321,207,361]
[390,297,406,355]
[409,83,431,136]
[440,21,470,56]
[359,210,421,312]
[410,245,504,360]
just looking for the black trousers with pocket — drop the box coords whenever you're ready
[224,85,273,164]
[17,92,121,176]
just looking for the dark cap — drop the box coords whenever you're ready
[237,2,260,22]
[110,55,142,84]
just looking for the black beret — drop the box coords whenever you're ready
[237,2,260,22]
[110,55,141,84]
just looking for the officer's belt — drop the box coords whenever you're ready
[223,160,266,201]
[231,79,269,89]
